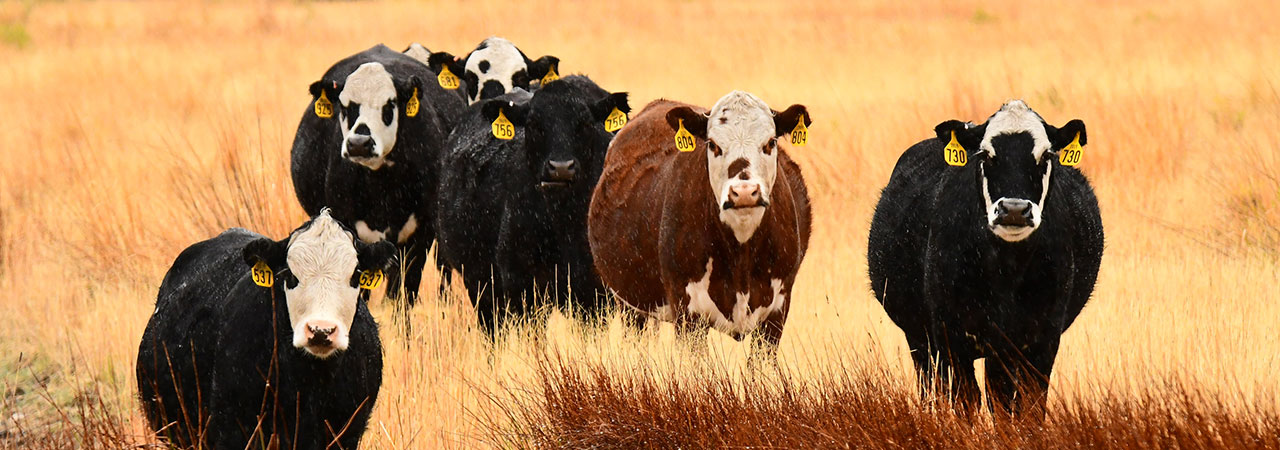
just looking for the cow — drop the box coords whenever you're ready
[867,100,1104,418]
[136,209,397,449]
[404,42,469,104]
[426,36,560,105]
[435,75,628,338]
[290,44,465,306]
[588,91,813,355]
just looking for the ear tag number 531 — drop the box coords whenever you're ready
[944,131,967,167]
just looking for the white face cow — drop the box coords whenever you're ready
[309,62,423,171]
[666,91,810,243]
[428,37,560,105]
[935,100,1089,242]
[243,209,396,358]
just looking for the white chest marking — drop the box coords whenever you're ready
[397,214,418,244]
[683,258,788,335]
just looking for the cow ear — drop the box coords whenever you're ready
[428,51,465,78]
[590,92,630,122]
[481,100,529,126]
[934,119,982,150]
[243,237,286,269]
[308,80,341,100]
[1050,119,1087,149]
[396,76,422,102]
[357,240,398,271]
[665,106,708,139]
[772,105,811,138]
[526,55,560,81]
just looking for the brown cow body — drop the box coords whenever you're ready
[588,96,812,345]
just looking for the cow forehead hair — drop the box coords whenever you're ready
[980,99,1051,160]
[466,37,525,71]
[340,63,396,106]
[706,91,775,147]
[287,212,357,279]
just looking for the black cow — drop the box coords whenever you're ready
[435,75,628,337]
[867,100,1103,418]
[136,210,397,449]
[290,44,465,306]
[426,36,560,105]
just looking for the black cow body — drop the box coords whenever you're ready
[867,101,1103,417]
[136,225,388,449]
[290,44,465,305]
[435,76,627,337]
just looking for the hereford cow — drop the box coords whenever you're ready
[290,44,465,306]
[436,76,628,337]
[867,100,1104,418]
[588,92,812,352]
[427,36,560,105]
[136,210,397,449]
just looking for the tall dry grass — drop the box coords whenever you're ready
[0,0,1277,448]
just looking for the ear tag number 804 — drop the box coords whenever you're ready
[674,119,696,152]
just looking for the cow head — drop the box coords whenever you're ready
[242,209,397,359]
[481,80,629,196]
[935,100,1088,242]
[429,37,559,105]
[308,62,423,170]
[666,91,810,243]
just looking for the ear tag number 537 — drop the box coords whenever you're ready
[251,261,273,288]
[359,270,384,290]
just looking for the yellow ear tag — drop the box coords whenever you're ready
[674,119,697,152]
[790,114,808,146]
[604,108,628,132]
[943,131,968,167]
[358,270,385,290]
[406,88,420,118]
[314,90,333,119]
[438,66,460,90]
[251,261,273,288]
[491,108,515,140]
[541,65,559,85]
[1058,132,1083,166]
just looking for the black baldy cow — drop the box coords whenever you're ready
[868,100,1103,418]
[290,44,465,306]
[589,92,813,353]
[136,210,396,449]
[435,76,628,337]
[427,36,559,105]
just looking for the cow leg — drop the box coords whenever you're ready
[619,307,648,333]
[675,316,708,355]
[912,339,979,414]
[985,337,1059,420]
[400,241,428,306]
[747,312,786,370]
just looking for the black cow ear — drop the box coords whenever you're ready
[934,119,982,150]
[243,237,286,269]
[1050,119,1087,149]
[590,92,630,122]
[481,100,529,126]
[428,51,465,78]
[772,105,810,138]
[526,55,560,81]
[308,80,341,99]
[396,75,422,101]
[665,106,708,139]
[357,240,398,271]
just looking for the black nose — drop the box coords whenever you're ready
[545,159,577,182]
[308,325,334,347]
[347,135,373,158]
[995,199,1032,227]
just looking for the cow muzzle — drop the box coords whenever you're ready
[539,159,577,190]
[297,319,346,358]
[988,198,1041,242]
[722,182,768,210]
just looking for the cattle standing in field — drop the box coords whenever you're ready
[136,210,397,449]
[427,36,560,105]
[867,100,1103,418]
[435,76,628,337]
[588,92,813,352]
[290,44,465,306]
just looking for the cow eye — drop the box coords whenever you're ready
[282,271,299,289]
[345,102,360,128]
[764,137,777,155]
[382,101,394,126]
[707,141,720,156]
[349,271,361,288]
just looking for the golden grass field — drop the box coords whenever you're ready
[1,0,1278,447]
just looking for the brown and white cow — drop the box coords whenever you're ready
[588,91,812,349]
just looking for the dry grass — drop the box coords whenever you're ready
[0,0,1278,448]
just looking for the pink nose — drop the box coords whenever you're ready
[302,320,339,348]
[728,183,762,208]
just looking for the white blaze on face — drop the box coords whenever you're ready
[979,100,1054,242]
[464,37,527,104]
[339,63,399,169]
[283,211,360,358]
[705,91,779,243]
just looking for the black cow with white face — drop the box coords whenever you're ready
[435,75,628,338]
[290,44,465,306]
[136,210,397,449]
[867,100,1104,418]
[427,36,560,105]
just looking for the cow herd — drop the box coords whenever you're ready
[135,37,1104,448]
